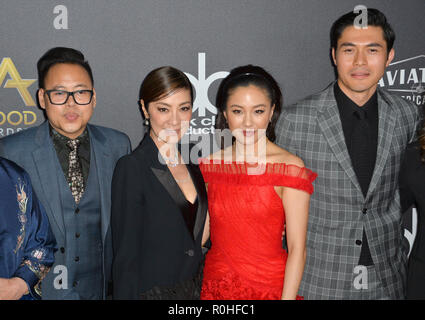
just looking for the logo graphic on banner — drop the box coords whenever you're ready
[185,52,229,117]
[378,55,425,106]
[0,58,36,106]
[184,53,229,136]
[0,57,38,137]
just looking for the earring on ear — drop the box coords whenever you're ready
[144,118,150,126]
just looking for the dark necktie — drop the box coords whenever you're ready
[67,139,85,204]
[351,108,374,266]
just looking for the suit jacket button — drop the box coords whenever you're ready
[75,208,80,214]
[356,240,362,246]
[186,249,194,256]
[75,256,80,262]
[362,208,367,214]
[60,247,65,253]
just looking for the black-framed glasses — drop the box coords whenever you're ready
[44,89,94,105]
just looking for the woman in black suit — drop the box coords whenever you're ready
[399,125,425,299]
[111,66,208,299]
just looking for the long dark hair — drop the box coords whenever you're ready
[215,64,282,142]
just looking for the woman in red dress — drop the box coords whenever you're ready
[200,65,317,300]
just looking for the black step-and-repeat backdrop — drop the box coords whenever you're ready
[1,0,424,251]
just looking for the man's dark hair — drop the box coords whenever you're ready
[330,8,395,54]
[37,47,94,88]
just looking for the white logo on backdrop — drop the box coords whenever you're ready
[185,52,229,117]
[378,55,425,106]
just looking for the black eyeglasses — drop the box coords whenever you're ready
[44,89,94,105]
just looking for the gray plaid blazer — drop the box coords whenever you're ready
[276,82,421,299]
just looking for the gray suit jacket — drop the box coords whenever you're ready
[275,83,421,299]
[0,121,131,299]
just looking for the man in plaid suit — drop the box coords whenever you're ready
[276,8,421,299]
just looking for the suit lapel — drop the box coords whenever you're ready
[151,165,189,204]
[147,135,204,242]
[365,91,396,200]
[317,85,363,195]
[87,124,113,244]
[31,122,66,235]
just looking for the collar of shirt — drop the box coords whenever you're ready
[334,82,378,121]
[48,125,91,185]
[49,125,90,147]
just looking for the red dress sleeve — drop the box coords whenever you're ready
[267,163,317,194]
[199,159,317,194]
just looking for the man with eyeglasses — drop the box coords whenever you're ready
[0,47,131,299]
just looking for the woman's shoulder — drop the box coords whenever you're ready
[266,143,317,186]
[266,142,305,168]
[205,147,230,161]
[119,135,154,162]
[113,143,150,178]
[116,150,139,167]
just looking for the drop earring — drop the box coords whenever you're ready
[144,118,150,126]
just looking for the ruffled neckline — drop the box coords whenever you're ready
[199,158,315,175]
[199,158,318,194]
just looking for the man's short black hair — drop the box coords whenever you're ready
[330,8,395,53]
[37,47,94,88]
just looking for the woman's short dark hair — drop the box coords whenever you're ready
[330,8,395,54]
[37,47,94,88]
[139,66,193,118]
[215,65,282,142]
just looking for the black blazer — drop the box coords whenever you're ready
[111,134,207,299]
[399,141,425,299]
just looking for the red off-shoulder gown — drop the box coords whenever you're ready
[199,160,317,300]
